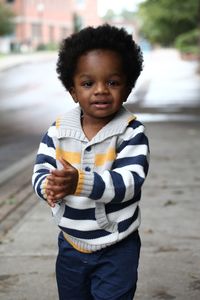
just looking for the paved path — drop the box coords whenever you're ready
[0,51,56,72]
[132,49,200,110]
[0,121,200,300]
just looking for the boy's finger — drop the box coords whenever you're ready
[46,198,55,207]
[59,158,73,169]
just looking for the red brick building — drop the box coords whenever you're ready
[1,0,102,51]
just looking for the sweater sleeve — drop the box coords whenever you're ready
[32,123,57,201]
[75,120,150,204]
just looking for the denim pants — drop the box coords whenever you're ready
[56,231,141,300]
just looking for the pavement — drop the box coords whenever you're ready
[0,50,200,300]
[0,51,57,72]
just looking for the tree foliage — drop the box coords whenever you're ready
[137,0,200,46]
[103,9,136,22]
[103,9,116,22]
[0,2,14,36]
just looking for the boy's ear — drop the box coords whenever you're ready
[69,87,78,103]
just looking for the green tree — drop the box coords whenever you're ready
[0,2,14,36]
[102,9,116,22]
[121,9,136,21]
[137,0,199,46]
[103,9,136,22]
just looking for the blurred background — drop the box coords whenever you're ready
[0,0,200,170]
[0,2,200,299]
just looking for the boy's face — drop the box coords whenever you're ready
[70,49,130,125]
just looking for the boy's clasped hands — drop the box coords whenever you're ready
[46,158,78,207]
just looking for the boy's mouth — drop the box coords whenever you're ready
[91,100,111,109]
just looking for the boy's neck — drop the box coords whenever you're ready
[81,114,115,141]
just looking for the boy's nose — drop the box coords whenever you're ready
[94,82,108,94]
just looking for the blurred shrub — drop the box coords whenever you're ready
[37,42,58,51]
[137,0,199,47]
[175,29,200,56]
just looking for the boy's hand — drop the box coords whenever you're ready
[46,158,78,207]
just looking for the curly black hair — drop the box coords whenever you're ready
[56,24,143,92]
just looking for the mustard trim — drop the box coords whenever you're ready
[128,115,136,123]
[74,170,84,196]
[56,148,81,164]
[95,148,116,166]
[62,232,92,253]
[56,117,61,129]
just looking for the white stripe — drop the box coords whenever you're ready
[117,144,148,159]
[122,125,144,141]
[101,171,115,204]
[33,162,55,173]
[108,202,139,223]
[64,195,96,209]
[59,217,99,231]
[37,142,56,157]
[115,164,145,179]
[124,170,135,200]
[34,174,47,197]
[68,215,140,246]
[48,125,57,137]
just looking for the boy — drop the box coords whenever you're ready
[32,24,149,300]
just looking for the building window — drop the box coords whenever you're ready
[32,24,41,39]
[49,26,55,42]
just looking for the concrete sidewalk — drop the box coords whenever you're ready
[0,121,200,300]
[0,51,57,72]
[129,48,200,112]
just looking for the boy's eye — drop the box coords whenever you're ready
[107,80,120,86]
[82,81,93,88]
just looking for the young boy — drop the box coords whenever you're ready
[32,24,149,300]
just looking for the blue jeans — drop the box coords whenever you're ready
[56,231,141,300]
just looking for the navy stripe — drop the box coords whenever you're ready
[36,168,50,174]
[128,119,142,129]
[59,226,111,239]
[36,153,57,168]
[63,206,95,220]
[105,197,139,214]
[90,172,105,200]
[118,206,139,233]
[131,172,145,195]
[117,133,148,153]
[41,132,55,149]
[112,155,148,169]
[110,171,126,203]
[60,206,139,239]
[36,176,46,198]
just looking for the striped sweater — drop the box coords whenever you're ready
[32,106,150,252]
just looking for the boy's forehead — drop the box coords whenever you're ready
[77,49,123,68]
[82,48,120,58]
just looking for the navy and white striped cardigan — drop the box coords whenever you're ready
[32,106,150,252]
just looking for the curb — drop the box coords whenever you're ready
[0,151,36,186]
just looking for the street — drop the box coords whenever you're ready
[0,57,76,171]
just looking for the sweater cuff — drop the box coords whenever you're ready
[40,177,48,200]
[74,170,94,197]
